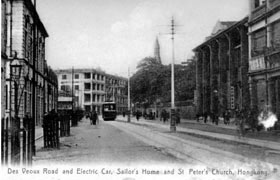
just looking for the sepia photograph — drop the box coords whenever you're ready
[1,0,280,180]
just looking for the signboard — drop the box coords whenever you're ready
[249,56,265,71]
[230,86,235,110]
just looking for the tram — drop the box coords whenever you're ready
[102,101,117,121]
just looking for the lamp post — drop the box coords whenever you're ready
[9,56,23,165]
[10,58,23,117]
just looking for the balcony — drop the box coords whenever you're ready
[251,48,265,57]
[269,0,280,9]
[270,39,280,50]
[251,4,266,20]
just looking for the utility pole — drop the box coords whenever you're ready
[170,16,176,132]
[72,67,74,112]
[158,16,183,132]
[264,0,269,111]
[127,67,131,122]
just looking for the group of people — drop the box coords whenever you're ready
[160,109,181,124]
[196,111,231,125]
[86,111,99,126]
[133,109,181,124]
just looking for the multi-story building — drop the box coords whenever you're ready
[248,0,280,118]
[3,0,58,124]
[1,0,58,165]
[105,74,128,113]
[1,0,8,119]
[194,18,250,117]
[55,68,128,114]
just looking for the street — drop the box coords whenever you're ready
[1,1,280,180]
[34,117,186,166]
[31,116,280,179]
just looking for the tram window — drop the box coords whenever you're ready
[103,104,115,111]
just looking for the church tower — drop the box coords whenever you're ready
[154,36,162,64]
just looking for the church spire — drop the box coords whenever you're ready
[154,36,162,64]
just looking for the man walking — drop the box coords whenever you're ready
[90,111,98,125]
[136,110,140,121]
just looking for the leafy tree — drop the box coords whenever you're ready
[131,57,163,105]
[130,57,196,107]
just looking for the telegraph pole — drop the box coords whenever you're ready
[158,17,180,132]
[72,67,74,112]
[170,16,176,132]
[127,67,131,122]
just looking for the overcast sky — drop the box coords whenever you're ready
[36,0,249,77]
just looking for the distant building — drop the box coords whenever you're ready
[181,58,194,66]
[105,74,128,113]
[55,68,128,114]
[248,0,280,117]
[154,36,162,64]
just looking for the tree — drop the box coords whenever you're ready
[130,57,196,107]
[131,57,163,105]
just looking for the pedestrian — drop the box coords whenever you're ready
[90,111,98,125]
[123,111,126,117]
[223,111,226,125]
[96,112,99,126]
[176,109,181,124]
[211,112,215,124]
[215,113,219,125]
[196,113,200,122]
[162,109,167,123]
[204,112,207,123]
[136,111,140,121]
[88,113,93,125]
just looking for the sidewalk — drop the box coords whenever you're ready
[35,125,43,140]
[117,115,280,151]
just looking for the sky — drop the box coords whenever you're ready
[36,0,249,77]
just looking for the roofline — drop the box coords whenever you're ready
[193,16,248,51]
[54,68,128,80]
[23,0,49,37]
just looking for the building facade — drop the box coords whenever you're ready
[1,0,8,120]
[248,0,280,118]
[55,68,128,114]
[1,0,57,165]
[105,74,128,113]
[3,0,58,125]
[194,18,250,118]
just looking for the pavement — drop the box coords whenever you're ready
[117,115,280,151]
[35,115,280,151]
[35,125,43,141]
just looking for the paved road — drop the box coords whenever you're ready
[34,118,186,166]
[30,117,280,180]
[117,118,280,166]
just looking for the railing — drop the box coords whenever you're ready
[43,112,59,149]
[251,48,265,57]
[1,116,34,166]
[271,39,280,51]
[58,113,71,137]
[251,4,266,20]
[270,0,280,9]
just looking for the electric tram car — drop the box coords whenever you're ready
[102,102,117,121]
